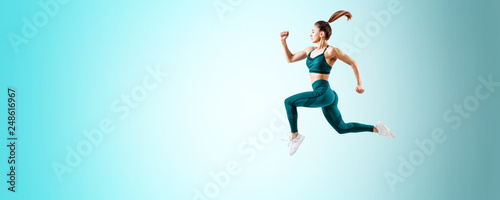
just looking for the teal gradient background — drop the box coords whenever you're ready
[1,0,499,199]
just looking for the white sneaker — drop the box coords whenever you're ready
[375,121,395,139]
[281,132,305,156]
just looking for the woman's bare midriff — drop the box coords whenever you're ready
[310,73,329,84]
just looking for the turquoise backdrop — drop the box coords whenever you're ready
[1,0,499,199]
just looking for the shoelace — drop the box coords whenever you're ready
[281,134,296,147]
[375,124,386,136]
[281,138,294,147]
[377,125,388,136]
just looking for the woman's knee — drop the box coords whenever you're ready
[284,96,296,106]
[336,128,349,134]
[332,123,349,134]
[284,98,291,106]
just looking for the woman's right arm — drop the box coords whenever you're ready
[280,31,309,63]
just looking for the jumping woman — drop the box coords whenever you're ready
[280,10,395,156]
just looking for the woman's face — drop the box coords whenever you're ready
[310,25,322,43]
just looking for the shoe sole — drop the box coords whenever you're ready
[378,121,395,139]
[290,136,305,156]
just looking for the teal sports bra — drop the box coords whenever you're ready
[306,45,332,74]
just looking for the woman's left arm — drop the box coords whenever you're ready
[330,47,365,94]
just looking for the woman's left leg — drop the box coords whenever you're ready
[321,90,374,134]
[284,80,335,134]
[284,90,317,134]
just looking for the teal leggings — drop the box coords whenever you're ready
[284,79,374,134]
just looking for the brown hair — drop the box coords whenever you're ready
[315,10,352,40]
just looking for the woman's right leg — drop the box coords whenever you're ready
[321,90,374,134]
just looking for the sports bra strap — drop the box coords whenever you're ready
[322,45,329,53]
[309,45,329,55]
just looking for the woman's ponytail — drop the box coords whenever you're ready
[315,10,352,40]
[328,10,352,23]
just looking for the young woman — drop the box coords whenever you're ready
[280,10,394,156]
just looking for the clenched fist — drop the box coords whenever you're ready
[356,84,365,94]
[280,30,289,41]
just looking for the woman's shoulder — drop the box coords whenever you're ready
[325,45,341,59]
[326,45,338,51]
[302,46,315,55]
